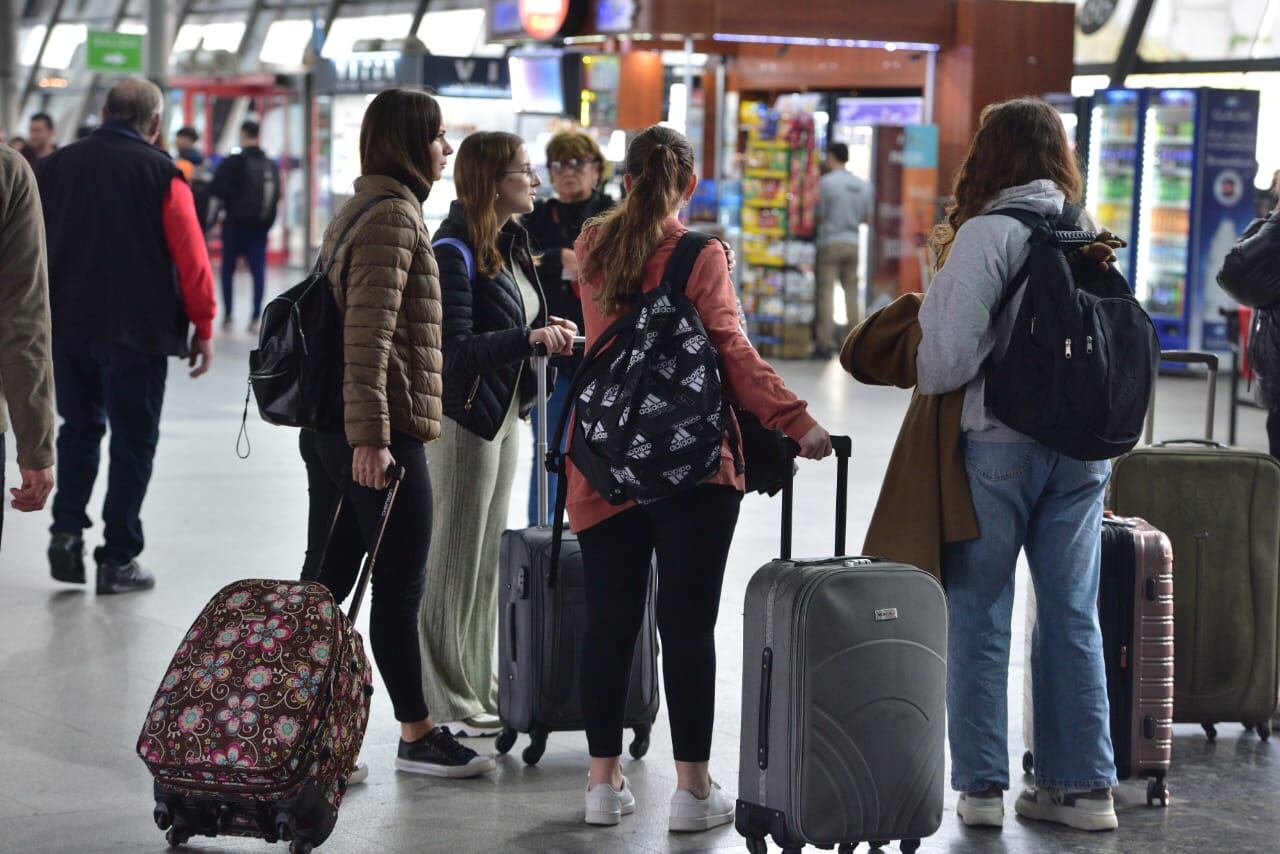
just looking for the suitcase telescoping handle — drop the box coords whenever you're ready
[533,337,586,527]
[1144,351,1219,446]
[779,435,853,561]
[335,464,405,625]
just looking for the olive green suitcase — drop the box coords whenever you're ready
[1110,351,1280,740]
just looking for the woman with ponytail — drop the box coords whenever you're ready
[570,125,831,831]
[418,131,576,739]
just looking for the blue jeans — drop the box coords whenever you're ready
[221,225,269,320]
[50,337,168,566]
[944,438,1117,793]
[527,372,574,527]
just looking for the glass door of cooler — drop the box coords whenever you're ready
[1085,89,1141,283]
[1135,89,1197,349]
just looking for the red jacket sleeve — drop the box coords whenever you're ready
[162,177,217,341]
[685,241,817,441]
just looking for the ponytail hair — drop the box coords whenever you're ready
[579,125,694,314]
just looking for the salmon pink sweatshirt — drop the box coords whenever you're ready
[566,218,818,533]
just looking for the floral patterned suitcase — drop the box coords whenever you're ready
[138,468,402,853]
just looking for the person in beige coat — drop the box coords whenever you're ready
[0,144,56,548]
[298,88,494,781]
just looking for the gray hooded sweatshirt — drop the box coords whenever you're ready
[917,180,1073,442]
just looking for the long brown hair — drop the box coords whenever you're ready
[359,88,442,202]
[579,125,694,314]
[453,131,524,278]
[931,98,1082,257]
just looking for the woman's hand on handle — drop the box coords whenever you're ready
[796,424,833,460]
[353,445,396,490]
[530,323,575,356]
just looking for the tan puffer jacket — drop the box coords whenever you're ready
[321,174,443,446]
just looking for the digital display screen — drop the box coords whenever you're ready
[509,53,565,115]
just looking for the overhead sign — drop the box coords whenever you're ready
[86,31,143,74]
[422,56,511,98]
[315,55,418,94]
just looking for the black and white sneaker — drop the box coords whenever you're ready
[1014,786,1117,831]
[395,727,496,778]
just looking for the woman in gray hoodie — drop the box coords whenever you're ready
[916,99,1119,833]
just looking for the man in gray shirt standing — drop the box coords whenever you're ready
[814,143,873,357]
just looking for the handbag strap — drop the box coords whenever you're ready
[318,193,399,276]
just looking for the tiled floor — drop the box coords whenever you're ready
[2,277,1277,853]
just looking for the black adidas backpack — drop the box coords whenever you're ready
[553,231,738,506]
[247,194,395,431]
[983,207,1160,461]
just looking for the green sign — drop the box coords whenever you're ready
[86,31,143,74]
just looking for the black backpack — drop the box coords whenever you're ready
[245,194,395,434]
[552,231,739,506]
[233,155,281,229]
[983,207,1160,461]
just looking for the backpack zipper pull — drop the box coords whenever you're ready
[1065,338,1073,359]
[1030,317,1036,336]
[1086,335,1094,355]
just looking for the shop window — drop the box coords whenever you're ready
[260,19,314,68]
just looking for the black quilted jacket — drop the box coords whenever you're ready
[433,202,548,440]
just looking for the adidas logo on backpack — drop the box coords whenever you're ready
[611,466,642,486]
[669,428,697,451]
[628,433,653,459]
[652,295,677,315]
[663,465,693,485]
[655,357,678,380]
[639,394,672,416]
[675,317,694,336]
[683,335,707,355]
[681,365,706,393]
[602,385,621,408]
[580,380,598,405]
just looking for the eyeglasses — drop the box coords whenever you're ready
[501,166,539,180]
[549,158,592,174]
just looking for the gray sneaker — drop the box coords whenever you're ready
[957,784,1004,827]
[1014,786,1118,831]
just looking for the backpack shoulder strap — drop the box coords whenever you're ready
[661,231,717,296]
[984,208,1049,318]
[431,237,476,283]
[323,193,398,276]
[1060,202,1084,227]
[985,206,1053,235]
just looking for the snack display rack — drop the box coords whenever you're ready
[738,102,820,359]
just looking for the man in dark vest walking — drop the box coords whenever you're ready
[36,77,217,594]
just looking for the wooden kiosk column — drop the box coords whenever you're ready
[936,0,1076,190]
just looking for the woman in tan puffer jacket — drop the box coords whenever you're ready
[298,89,495,780]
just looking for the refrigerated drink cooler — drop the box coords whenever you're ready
[1085,88,1260,352]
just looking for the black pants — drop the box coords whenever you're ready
[1269,407,1280,459]
[50,337,167,567]
[221,226,269,320]
[300,429,433,723]
[578,484,742,762]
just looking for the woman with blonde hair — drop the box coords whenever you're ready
[522,130,613,525]
[418,131,576,737]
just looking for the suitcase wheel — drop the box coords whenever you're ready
[522,728,548,765]
[289,840,314,854]
[165,826,190,849]
[628,724,651,760]
[781,848,803,854]
[495,728,517,755]
[745,838,768,854]
[838,845,857,854]
[1202,723,1218,741]
[1022,750,1034,775]
[152,801,172,831]
[1146,777,1170,808]
[1257,720,1272,741]
[900,842,922,854]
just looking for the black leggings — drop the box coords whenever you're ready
[300,429,432,723]
[577,484,742,762]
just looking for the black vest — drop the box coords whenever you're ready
[38,125,188,356]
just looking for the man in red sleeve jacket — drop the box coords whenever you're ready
[36,77,216,595]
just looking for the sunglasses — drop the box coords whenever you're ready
[549,158,595,174]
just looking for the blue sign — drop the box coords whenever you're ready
[836,98,923,126]
[1193,89,1260,350]
[903,125,939,169]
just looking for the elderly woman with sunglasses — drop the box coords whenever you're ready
[521,131,614,526]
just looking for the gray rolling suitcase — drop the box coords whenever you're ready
[495,344,659,764]
[737,436,947,854]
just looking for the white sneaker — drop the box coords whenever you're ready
[957,786,1004,827]
[1014,786,1118,832]
[669,780,735,832]
[584,776,636,826]
[347,762,369,786]
[439,714,503,738]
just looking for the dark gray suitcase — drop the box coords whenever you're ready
[737,436,947,854]
[495,346,659,764]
